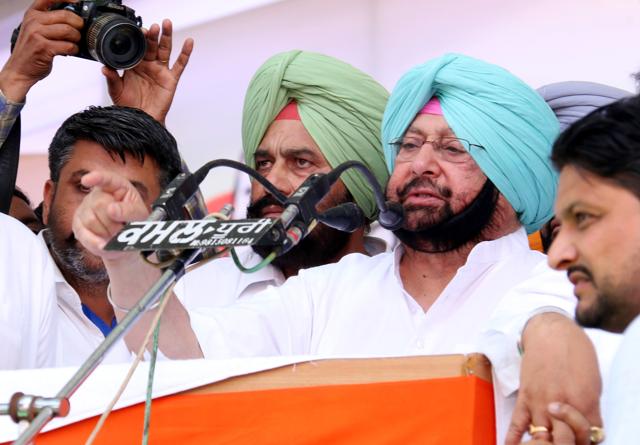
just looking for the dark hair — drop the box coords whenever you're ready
[48,106,181,188]
[551,95,640,198]
[12,186,31,206]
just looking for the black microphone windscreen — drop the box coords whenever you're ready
[317,203,365,233]
[378,202,404,231]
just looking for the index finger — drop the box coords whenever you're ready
[81,170,134,195]
[31,0,78,12]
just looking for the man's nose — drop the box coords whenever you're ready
[547,225,577,271]
[264,162,295,197]
[410,143,443,178]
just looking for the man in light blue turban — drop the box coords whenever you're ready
[381,54,606,445]
[73,53,603,445]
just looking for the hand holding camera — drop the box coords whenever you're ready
[104,19,194,124]
[0,0,83,102]
[2,1,192,124]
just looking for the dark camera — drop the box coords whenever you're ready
[11,1,147,70]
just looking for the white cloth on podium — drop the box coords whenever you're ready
[603,315,640,444]
[36,232,132,367]
[0,355,308,442]
[0,213,58,369]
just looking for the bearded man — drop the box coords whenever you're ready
[174,50,390,309]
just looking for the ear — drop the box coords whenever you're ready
[42,180,55,225]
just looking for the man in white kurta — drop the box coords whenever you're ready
[529,92,640,444]
[0,213,57,369]
[176,50,392,307]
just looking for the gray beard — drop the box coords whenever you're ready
[43,229,109,284]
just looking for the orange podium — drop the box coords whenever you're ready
[35,354,495,445]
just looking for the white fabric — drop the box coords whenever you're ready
[175,246,286,308]
[603,315,640,444]
[187,228,576,443]
[36,232,131,366]
[0,213,57,369]
[0,355,309,442]
[175,236,387,309]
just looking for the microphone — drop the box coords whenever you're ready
[318,203,365,233]
[270,173,333,255]
[147,172,201,222]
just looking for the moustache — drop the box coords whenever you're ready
[396,177,452,202]
[567,265,594,281]
[246,194,285,218]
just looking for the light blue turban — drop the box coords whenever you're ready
[382,53,560,233]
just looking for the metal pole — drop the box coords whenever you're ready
[11,248,199,445]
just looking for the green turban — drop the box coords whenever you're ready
[382,53,560,233]
[242,50,389,220]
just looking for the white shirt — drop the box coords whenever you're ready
[175,236,387,309]
[0,214,57,369]
[37,233,131,366]
[189,229,571,359]
[603,315,640,444]
[175,247,286,308]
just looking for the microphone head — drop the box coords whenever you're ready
[317,203,365,233]
[378,201,404,231]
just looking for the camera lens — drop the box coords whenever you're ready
[87,14,146,70]
[109,34,133,56]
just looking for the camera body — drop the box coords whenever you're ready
[12,0,146,70]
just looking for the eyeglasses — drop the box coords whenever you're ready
[389,136,484,164]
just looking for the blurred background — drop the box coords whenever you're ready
[2,0,639,210]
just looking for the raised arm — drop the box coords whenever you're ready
[0,0,83,144]
[72,170,203,358]
[103,19,193,124]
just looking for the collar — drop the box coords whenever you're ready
[37,230,74,288]
[392,227,529,284]
[234,247,286,295]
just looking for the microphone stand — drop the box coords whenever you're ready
[0,159,402,444]
[3,246,201,445]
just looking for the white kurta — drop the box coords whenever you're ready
[174,247,286,308]
[603,315,640,444]
[189,229,572,359]
[0,214,57,369]
[175,237,387,309]
[36,233,131,367]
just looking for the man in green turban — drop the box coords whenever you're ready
[175,50,391,308]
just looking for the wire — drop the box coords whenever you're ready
[141,320,160,445]
[230,247,277,273]
[194,159,288,204]
[84,286,174,445]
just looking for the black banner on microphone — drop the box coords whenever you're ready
[105,218,277,251]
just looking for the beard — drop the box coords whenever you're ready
[44,205,109,285]
[389,177,499,253]
[247,192,351,274]
[569,265,637,333]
